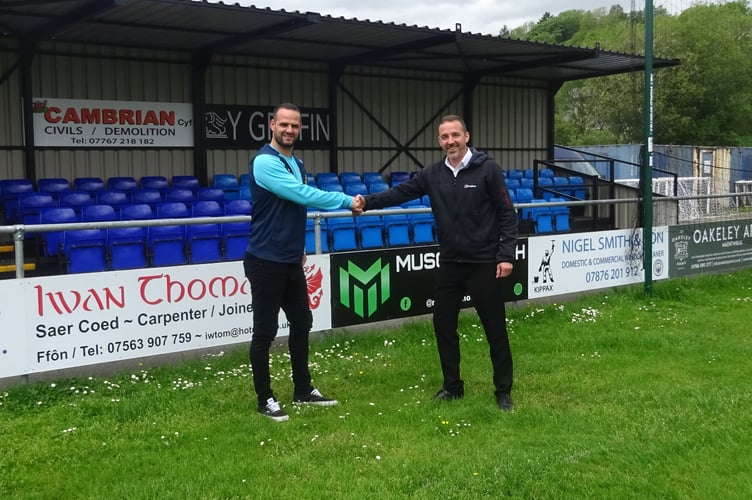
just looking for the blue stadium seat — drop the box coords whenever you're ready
[73,177,105,193]
[239,173,250,186]
[505,178,520,191]
[82,204,117,222]
[37,178,71,201]
[409,210,435,244]
[553,176,570,197]
[212,174,238,188]
[40,207,78,257]
[164,188,195,205]
[60,191,94,218]
[400,198,423,208]
[538,176,555,200]
[383,210,411,247]
[1,179,34,224]
[108,225,148,270]
[223,199,251,260]
[64,228,107,273]
[520,177,534,189]
[368,181,389,194]
[507,169,524,180]
[120,203,154,222]
[96,190,129,213]
[20,193,56,226]
[328,212,358,251]
[531,200,554,234]
[188,201,223,263]
[356,214,384,249]
[197,187,226,203]
[515,188,534,220]
[150,202,189,267]
[140,175,169,192]
[317,173,339,186]
[523,169,535,179]
[305,218,330,254]
[171,175,200,192]
[568,176,586,200]
[131,189,163,209]
[539,168,555,178]
[390,171,409,185]
[321,183,344,193]
[212,174,240,200]
[549,198,571,232]
[344,182,368,196]
[113,203,153,268]
[363,172,383,186]
[107,176,138,193]
[340,172,362,186]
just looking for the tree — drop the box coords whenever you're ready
[511,1,752,146]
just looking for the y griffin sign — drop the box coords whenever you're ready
[31,98,193,147]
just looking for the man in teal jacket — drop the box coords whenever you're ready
[244,103,364,422]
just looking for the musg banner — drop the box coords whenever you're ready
[0,257,331,378]
[330,244,528,328]
[32,98,193,147]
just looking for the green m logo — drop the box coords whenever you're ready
[339,258,391,318]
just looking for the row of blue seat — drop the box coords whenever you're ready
[506,176,586,200]
[3,188,247,225]
[37,200,252,273]
[306,207,436,253]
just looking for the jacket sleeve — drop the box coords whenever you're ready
[489,164,518,263]
[254,155,353,210]
[363,175,425,210]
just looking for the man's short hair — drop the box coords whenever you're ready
[439,114,467,132]
[273,102,300,119]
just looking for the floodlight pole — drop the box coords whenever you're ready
[641,0,654,296]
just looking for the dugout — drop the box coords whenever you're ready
[0,0,678,187]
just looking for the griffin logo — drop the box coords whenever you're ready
[305,263,324,310]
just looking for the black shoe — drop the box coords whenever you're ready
[293,387,338,406]
[258,397,289,422]
[433,388,464,401]
[496,393,514,412]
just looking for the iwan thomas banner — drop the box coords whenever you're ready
[32,98,194,147]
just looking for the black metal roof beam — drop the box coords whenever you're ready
[26,0,119,41]
[473,51,597,78]
[335,33,457,66]
[196,15,320,55]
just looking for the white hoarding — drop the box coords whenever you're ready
[528,227,669,299]
[32,98,193,147]
[0,256,331,378]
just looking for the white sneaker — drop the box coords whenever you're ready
[258,397,289,421]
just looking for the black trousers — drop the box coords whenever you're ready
[432,261,513,397]
[244,254,314,404]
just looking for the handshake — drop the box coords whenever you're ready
[351,194,366,215]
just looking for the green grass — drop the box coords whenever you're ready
[3,271,752,499]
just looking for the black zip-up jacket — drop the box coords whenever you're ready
[364,148,518,264]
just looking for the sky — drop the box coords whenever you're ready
[234,1,638,36]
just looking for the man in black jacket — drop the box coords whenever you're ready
[362,114,518,411]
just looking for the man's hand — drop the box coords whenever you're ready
[351,194,365,215]
[496,262,513,279]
